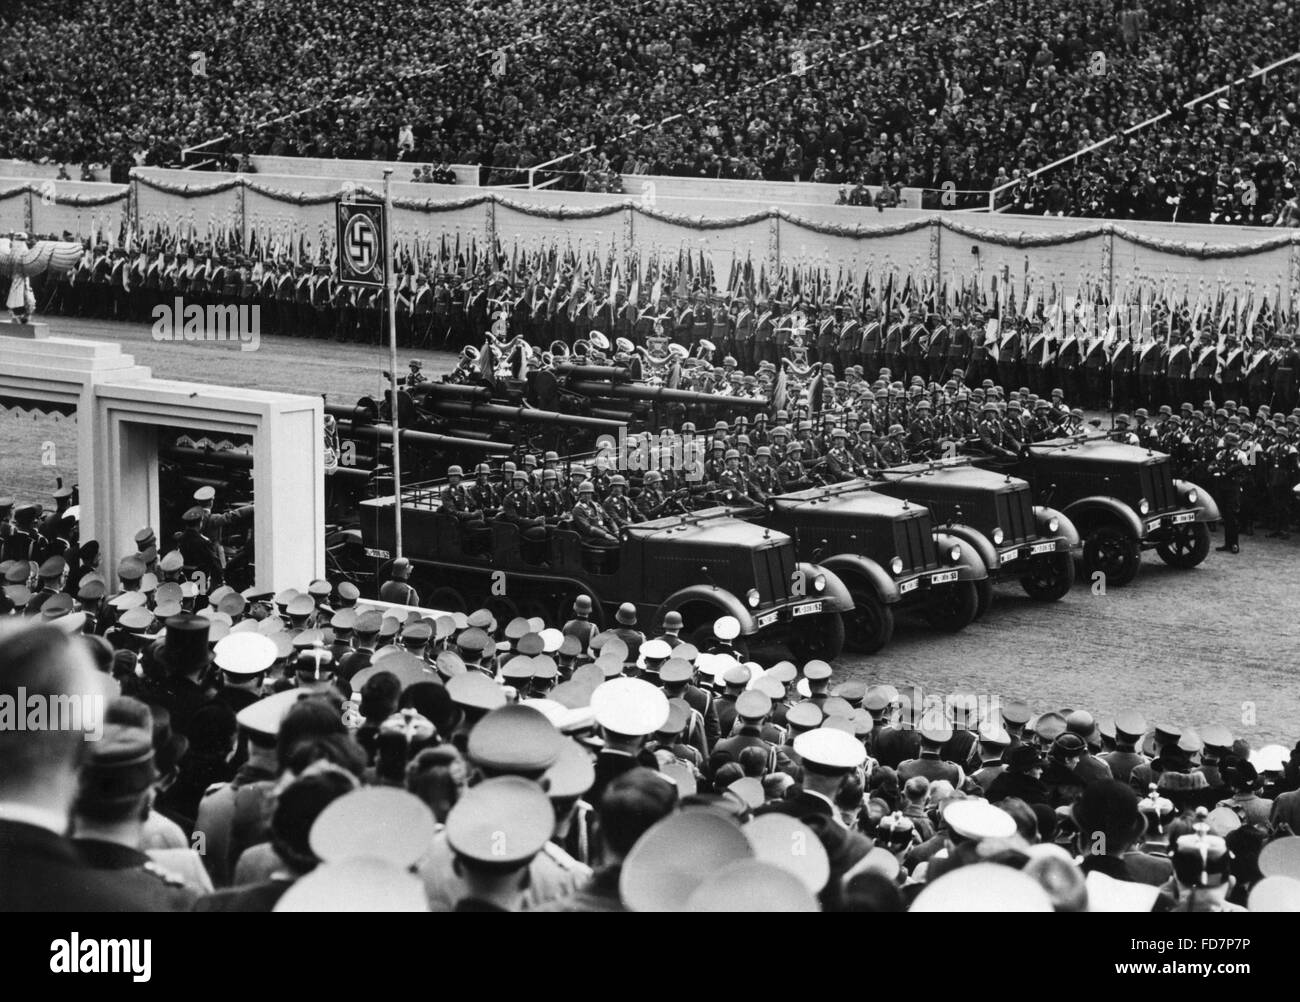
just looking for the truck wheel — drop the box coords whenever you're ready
[787,612,845,662]
[1156,523,1211,569]
[1020,551,1075,601]
[974,578,994,619]
[1080,525,1141,586]
[427,586,467,614]
[924,581,978,633]
[844,588,895,654]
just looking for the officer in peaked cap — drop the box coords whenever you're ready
[443,776,557,912]
[659,655,721,751]
[713,690,778,774]
[467,704,564,779]
[310,787,436,872]
[275,858,428,912]
[213,632,278,714]
[589,678,669,805]
[446,672,507,726]
[70,720,197,910]
[1032,711,1067,748]
[971,723,1011,792]
[757,728,864,822]
[1100,709,1149,785]
[911,862,1051,912]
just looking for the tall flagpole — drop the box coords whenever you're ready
[384,168,403,559]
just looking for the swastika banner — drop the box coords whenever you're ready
[335,199,386,287]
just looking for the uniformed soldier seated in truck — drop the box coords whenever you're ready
[570,481,619,546]
[602,475,637,532]
[497,469,549,559]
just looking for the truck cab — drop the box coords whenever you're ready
[760,479,988,654]
[984,435,1219,586]
[874,458,1080,612]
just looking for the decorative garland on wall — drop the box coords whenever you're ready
[122,171,1300,260]
[0,182,128,207]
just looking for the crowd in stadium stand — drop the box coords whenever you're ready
[2,0,1299,224]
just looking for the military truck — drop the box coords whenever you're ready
[873,458,1080,615]
[358,490,854,660]
[753,480,989,655]
[973,435,1220,587]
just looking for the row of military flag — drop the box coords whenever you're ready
[75,217,1297,351]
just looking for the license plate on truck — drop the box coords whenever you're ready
[1000,549,1018,564]
[1172,512,1195,525]
[899,578,919,594]
[756,610,779,628]
[1031,542,1055,555]
[930,570,959,585]
[792,601,823,617]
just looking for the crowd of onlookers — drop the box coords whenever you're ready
[2,472,1300,911]
[2,0,1299,224]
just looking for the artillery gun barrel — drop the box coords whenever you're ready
[332,420,513,455]
[567,380,769,409]
[160,445,371,483]
[430,400,626,431]
[409,381,495,402]
[553,363,633,382]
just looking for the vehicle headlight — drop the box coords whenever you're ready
[890,556,904,575]
[813,574,826,592]
[1186,489,1198,505]
[948,544,962,563]
[1138,498,1150,515]
[1047,517,1059,533]
[746,588,760,608]
[992,527,1004,545]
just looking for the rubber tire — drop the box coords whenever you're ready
[427,585,467,614]
[787,611,846,662]
[924,580,979,633]
[1080,525,1142,587]
[1020,551,1076,601]
[974,578,994,619]
[1156,522,1211,569]
[843,588,895,655]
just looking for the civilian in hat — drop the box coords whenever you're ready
[986,745,1050,807]
[1216,757,1273,829]
[1071,781,1169,898]
[1042,733,1089,808]
[150,614,219,739]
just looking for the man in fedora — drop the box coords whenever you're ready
[149,614,218,740]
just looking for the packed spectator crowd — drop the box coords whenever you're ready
[2,479,1300,911]
[5,0,1300,225]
